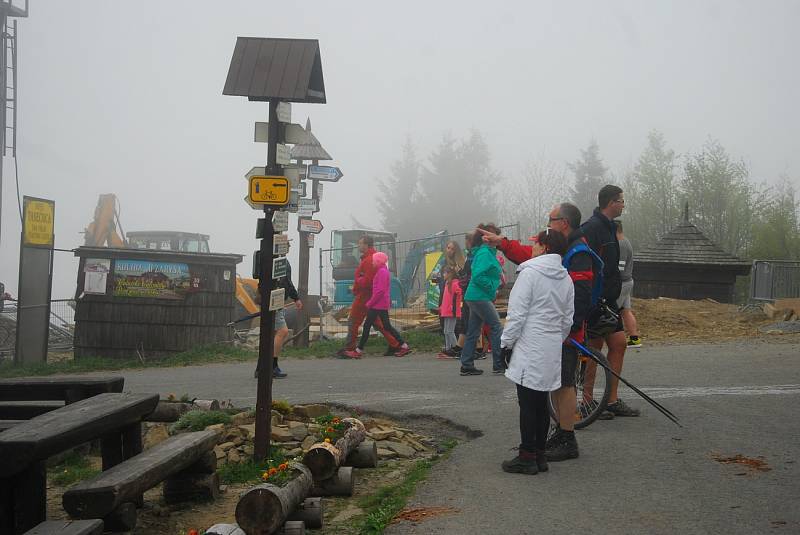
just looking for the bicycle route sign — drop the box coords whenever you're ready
[248,175,289,206]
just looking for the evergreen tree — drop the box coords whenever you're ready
[505,156,569,237]
[749,176,800,260]
[376,137,425,238]
[570,140,608,219]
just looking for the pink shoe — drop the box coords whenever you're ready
[394,344,411,357]
[343,349,363,359]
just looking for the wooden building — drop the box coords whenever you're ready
[632,209,751,303]
[73,247,242,359]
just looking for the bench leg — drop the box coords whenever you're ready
[104,502,137,532]
[101,432,123,471]
[11,461,46,534]
[122,423,144,507]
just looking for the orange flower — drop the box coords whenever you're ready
[332,417,341,424]
[278,462,289,471]
[324,438,331,443]
[268,467,278,476]
[261,471,270,480]
[326,426,334,433]
[188,530,199,535]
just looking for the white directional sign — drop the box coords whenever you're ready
[277,102,291,123]
[269,288,285,311]
[307,234,315,247]
[299,198,318,214]
[307,165,343,182]
[272,211,289,232]
[254,122,310,144]
[244,166,267,181]
[287,191,299,213]
[298,219,324,234]
[244,195,261,210]
[273,233,290,255]
[292,182,307,197]
[284,166,301,188]
[276,144,291,166]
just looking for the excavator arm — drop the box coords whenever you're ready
[84,194,126,247]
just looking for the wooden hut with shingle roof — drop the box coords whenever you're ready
[631,204,751,303]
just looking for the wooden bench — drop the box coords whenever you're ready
[0,392,158,534]
[22,519,103,535]
[63,429,220,529]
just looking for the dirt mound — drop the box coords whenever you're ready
[633,297,784,343]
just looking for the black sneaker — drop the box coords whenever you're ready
[545,431,579,462]
[273,366,287,379]
[492,367,505,374]
[534,451,549,472]
[474,350,487,360]
[545,426,563,449]
[502,454,539,475]
[605,399,640,417]
[459,366,484,376]
[598,410,615,420]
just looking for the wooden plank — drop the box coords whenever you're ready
[21,519,104,535]
[0,393,158,477]
[0,377,124,402]
[0,402,64,420]
[62,430,219,519]
[13,461,46,534]
[0,419,23,431]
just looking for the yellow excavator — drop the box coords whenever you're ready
[83,194,260,320]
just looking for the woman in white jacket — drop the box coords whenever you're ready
[501,229,574,475]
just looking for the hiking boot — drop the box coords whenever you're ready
[343,348,363,359]
[394,343,412,357]
[534,450,549,472]
[545,431,579,462]
[627,336,643,348]
[501,452,539,475]
[545,426,563,449]
[605,399,640,417]
[273,366,287,379]
[459,366,484,376]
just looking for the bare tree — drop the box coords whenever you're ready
[504,155,570,237]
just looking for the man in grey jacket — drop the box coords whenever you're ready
[616,221,642,348]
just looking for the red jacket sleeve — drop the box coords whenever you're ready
[498,238,533,266]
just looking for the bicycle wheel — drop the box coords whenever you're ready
[548,349,612,429]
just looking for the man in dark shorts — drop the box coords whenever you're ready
[478,201,593,461]
[579,185,640,417]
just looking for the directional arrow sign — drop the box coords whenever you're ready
[244,166,266,181]
[307,165,343,182]
[276,144,291,166]
[298,218,324,234]
[254,122,310,144]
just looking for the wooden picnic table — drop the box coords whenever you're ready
[0,392,158,534]
[0,376,124,402]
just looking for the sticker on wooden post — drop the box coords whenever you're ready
[268,288,285,311]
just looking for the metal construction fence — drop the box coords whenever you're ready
[749,260,800,302]
[316,224,520,340]
[0,298,75,360]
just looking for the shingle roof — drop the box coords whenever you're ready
[290,118,332,161]
[223,38,326,103]
[636,208,750,268]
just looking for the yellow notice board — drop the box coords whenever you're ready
[248,176,289,206]
[22,196,55,248]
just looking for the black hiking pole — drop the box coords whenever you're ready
[227,311,261,327]
[568,338,682,428]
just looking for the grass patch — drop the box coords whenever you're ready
[0,328,443,377]
[355,439,458,534]
[218,446,289,485]
[48,451,100,486]
[172,410,232,432]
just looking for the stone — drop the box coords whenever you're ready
[289,424,308,441]
[214,447,226,460]
[301,436,317,451]
[307,423,321,433]
[238,424,256,439]
[385,441,416,458]
[287,420,305,429]
[231,412,251,426]
[271,426,295,442]
[227,450,241,463]
[293,404,329,419]
[377,448,397,459]
[143,424,169,449]
[205,423,226,433]
[272,410,283,424]
[233,437,244,447]
[271,415,282,428]
[243,445,254,456]
[219,441,236,452]
[404,436,428,452]
[286,448,303,457]
[223,428,242,442]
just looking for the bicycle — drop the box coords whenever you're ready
[547,344,612,429]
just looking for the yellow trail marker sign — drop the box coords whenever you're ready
[248,176,289,206]
[23,197,55,247]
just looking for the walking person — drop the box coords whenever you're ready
[337,235,408,358]
[459,224,504,376]
[437,267,463,358]
[580,185,640,417]
[500,229,574,474]
[345,252,410,358]
[615,221,643,348]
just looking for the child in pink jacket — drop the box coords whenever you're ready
[438,267,462,357]
[346,252,411,358]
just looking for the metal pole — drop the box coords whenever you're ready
[253,100,280,462]
[0,11,7,251]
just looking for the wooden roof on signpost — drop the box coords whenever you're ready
[636,204,750,271]
[222,37,326,103]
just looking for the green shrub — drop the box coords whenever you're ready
[172,410,231,432]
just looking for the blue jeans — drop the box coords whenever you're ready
[460,300,503,370]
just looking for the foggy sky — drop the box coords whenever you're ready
[1,0,799,298]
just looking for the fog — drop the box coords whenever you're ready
[1,0,798,298]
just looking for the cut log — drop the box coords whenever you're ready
[163,472,220,504]
[102,502,137,532]
[345,440,378,468]
[63,430,219,519]
[286,497,323,529]
[192,399,221,411]
[235,463,312,535]
[302,418,365,481]
[278,521,305,535]
[21,519,104,535]
[309,466,354,497]
[206,524,246,535]
[147,402,192,422]
[182,450,217,474]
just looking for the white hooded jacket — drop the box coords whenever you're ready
[502,253,575,391]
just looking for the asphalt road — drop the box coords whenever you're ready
[117,338,800,534]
